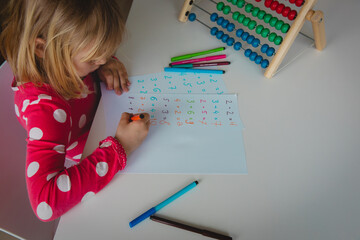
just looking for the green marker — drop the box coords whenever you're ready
[171,47,225,62]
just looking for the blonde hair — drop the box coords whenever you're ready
[0,0,125,99]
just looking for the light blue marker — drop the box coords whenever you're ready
[129,181,199,228]
[164,67,225,75]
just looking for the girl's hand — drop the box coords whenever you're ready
[97,58,130,95]
[115,112,150,156]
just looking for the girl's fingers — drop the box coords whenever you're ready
[113,70,122,95]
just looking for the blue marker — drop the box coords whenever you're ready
[164,67,225,75]
[129,181,199,228]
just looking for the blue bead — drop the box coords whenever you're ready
[210,27,218,35]
[216,30,224,39]
[266,47,275,56]
[210,13,218,22]
[252,38,260,48]
[226,37,235,46]
[261,59,269,68]
[261,44,269,53]
[255,55,263,64]
[221,19,229,28]
[221,34,229,43]
[247,35,255,44]
[188,13,196,22]
[241,32,249,41]
[217,17,224,26]
[249,52,257,61]
[227,23,235,32]
[244,49,252,57]
[236,29,244,38]
[233,42,242,51]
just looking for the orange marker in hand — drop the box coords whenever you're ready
[130,114,145,121]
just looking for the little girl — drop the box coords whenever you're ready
[0,0,150,221]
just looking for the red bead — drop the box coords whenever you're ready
[282,6,291,17]
[276,3,285,14]
[289,0,295,3]
[295,0,304,7]
[265,0,272,8]
[255,0,261,2]
[270,1,279,10]
[288,10,297,20]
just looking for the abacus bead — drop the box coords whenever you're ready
[261,44,269,53]
[281,23,290,33]
[248,20,257,30]
[257,10,266,20]
[234,42,242,50]
[241,32,249,41]
[270,0,279,11]
[275,20,284,30]
[223,5,231,15]
[217,17,224,25]
[217,2,225,11]
[232,0,238,4]
[274,36,283,45]
[249,52,258,61]
[242,17,251,27]
[227,23,235,32]
[269,17,278,27]
[226,37,235,46]
[244,49,252,57]
[266,47,275,56]
[295,0,304,7]
[252,38,260,48]
[289,0,295,3]
[288,10,297,20]
[256,25,264,34]
[282,7,291,17]
[268,32,276,42]
[216,30,224,39]
[264,0,272,8]
[237,0,246,8]
[221,34,229,43]
[264,14,272,23]
[227,0,232,2]
[247,35,255,44]
[222,19,229,28]
[233,12,240,21]
[210,13,218,22]
[238,14,246,23]
[255,0,261,2]
[236,28,244,37]
[276,3,285,14]
[188,13,196,22]
[261,59,269,68]
[245,3,253,13]
[252,7,260,17]
[261,28,270,38]
[255,55,263,64]
[210,27,218,35]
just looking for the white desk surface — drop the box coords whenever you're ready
[54,0,360,239]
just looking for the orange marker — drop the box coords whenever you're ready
[130,114,145,121]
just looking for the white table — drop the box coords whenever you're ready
[54,0,360,239]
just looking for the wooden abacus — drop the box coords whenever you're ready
[178,0,326,78]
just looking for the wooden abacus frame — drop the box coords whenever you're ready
[178,0,326,78]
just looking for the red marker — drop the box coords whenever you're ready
[130,114,145,121]
[170,61,230,68]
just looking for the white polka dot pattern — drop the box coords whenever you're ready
[22,99,30,112]
[53,109,67,123]
[37,202,53,220]
[53,145,65,154]
[100,141,112,148]
[15,104,20,117]
[27,162,40,177]
[66,141,78,151]
[96,162,109,177]
[73,154,82,160]
[56,174,71,192]
[81,191,95,202]
[29,127,43,140]
[46,172,59,181]
[79,114,86,128]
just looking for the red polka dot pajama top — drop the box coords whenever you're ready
[12,73,127,222]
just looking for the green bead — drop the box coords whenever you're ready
[217,2,225,11]
[237,0,245,8]
[231,0,238,4]
[275,20,284,30]
[281,23,290,33]
[256,25,264,34]
[237,14,245,23]
[257,10,266,20]
[242,17,251,26]
[263,14,272,23]
[268,32,277,42]
[233,11,240,21]
[252,7,260,17]
[223,5,231,14]
[248,20,257,30]
[245,3,253,13]
[269,17,278,27]
[274,36,283,45]
[261,28,270,38]
[226,0,232,2]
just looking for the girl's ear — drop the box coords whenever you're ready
[35,38,46,58]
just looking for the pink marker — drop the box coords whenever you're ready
[170,54,227,65]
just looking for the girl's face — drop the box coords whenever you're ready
[72,46,107,77]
